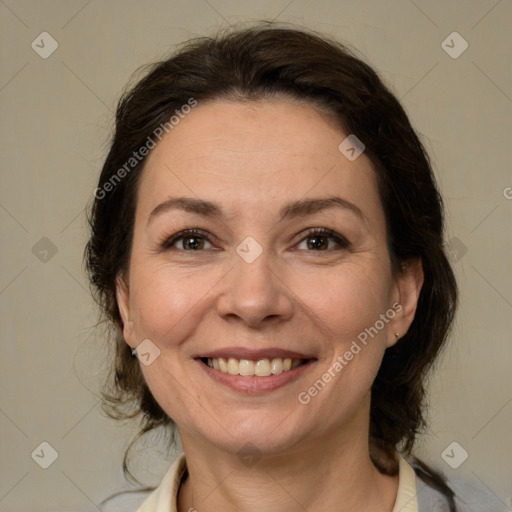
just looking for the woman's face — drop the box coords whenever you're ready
[116,98,422,457]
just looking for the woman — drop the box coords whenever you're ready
[86,23,503,512]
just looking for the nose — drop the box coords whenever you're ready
[216,249,295,329]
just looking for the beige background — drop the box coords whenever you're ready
[1,0,511,510]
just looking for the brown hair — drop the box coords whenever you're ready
[85,22,458,508]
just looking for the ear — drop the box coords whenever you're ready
[115,274,135,348]
[386,258,424,347]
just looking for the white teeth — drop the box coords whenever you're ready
[227,357,239,375]
[270,358,283,374]
[205,357,305,377]
[218,357,228,373]
[239,359,255,376]
[255,359,271,377]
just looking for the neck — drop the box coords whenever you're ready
[177,411,399,512]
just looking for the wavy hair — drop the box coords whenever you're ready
[85,22,458,509]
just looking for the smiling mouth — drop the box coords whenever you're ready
[199,357,309,377]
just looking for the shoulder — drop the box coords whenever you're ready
[450,476,509,512]
[100,454,187,512]
[415,472,509,512]
[100,491,151,512]
[134,454,186,512]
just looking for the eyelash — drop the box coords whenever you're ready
[160,227,350,252]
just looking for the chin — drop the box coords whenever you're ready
[187,409,306,455]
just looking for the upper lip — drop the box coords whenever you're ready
[196,347,315,360]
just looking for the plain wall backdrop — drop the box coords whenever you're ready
[1,1,511,510]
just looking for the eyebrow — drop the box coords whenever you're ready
[147,195,366,226]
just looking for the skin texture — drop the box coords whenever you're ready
[116,98,424,512]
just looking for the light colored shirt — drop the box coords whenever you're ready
[103,453,507,511]
[133,455,416,512]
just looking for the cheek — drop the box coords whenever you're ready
[129,252,392,351]
[128,262,227,346]
[294,259,392,344]
[291,265,392,423]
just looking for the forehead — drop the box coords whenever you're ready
[144,97,344,167]
[136,98,383,226]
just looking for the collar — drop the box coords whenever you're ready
[391,456,419,512]
[136,453,418,512]
[136,453,186,512]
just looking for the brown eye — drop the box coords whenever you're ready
[162,229,214,251]
[296,228,350,251]
[180,235,206,250]
[306,235,329,251]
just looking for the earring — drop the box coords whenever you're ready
[131,347,138,358]
[394,333,399,338]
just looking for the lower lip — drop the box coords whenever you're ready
[196,359,316,394]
